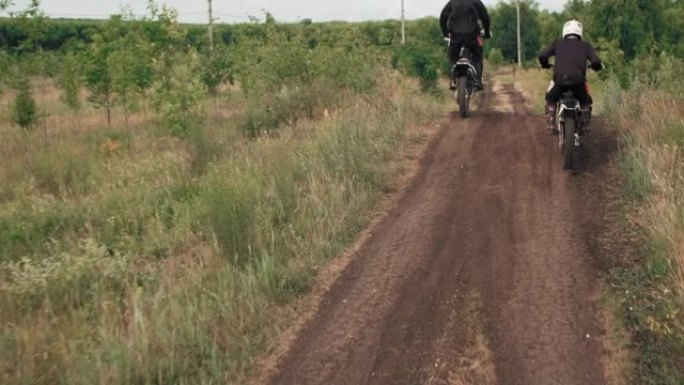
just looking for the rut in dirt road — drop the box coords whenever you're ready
[261,83,615,385]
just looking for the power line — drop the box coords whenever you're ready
[213,13,250,19]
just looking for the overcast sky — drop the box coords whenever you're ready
[4,1,564,23]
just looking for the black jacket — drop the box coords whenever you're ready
[538,38,603,85]
[440,0,490,37]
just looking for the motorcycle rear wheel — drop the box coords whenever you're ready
[563,116,575,170]
[457,76,469,118]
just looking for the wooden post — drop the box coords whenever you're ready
[401,0,406,45]
[516,1,522,67]
[208,0,214,52]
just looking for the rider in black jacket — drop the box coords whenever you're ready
[440,0,491,90]
[538,20,603,135]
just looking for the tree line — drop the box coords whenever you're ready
[1,0,682,130]
[2,1,682,59]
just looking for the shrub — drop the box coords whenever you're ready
[392,43,442,93]
[487,48,504,68]
[12,77,38,129]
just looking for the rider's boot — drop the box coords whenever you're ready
[580,105,592,134]
[475,61,484,90]
[449,64,457,90]
[545,104,558,135]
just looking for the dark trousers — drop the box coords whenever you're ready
[448,34,483,78]
[545,82,592,107]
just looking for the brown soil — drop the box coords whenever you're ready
[259,81,617,385]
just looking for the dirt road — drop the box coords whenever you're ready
[260,82,616,385]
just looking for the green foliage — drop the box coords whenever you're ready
[589,0,666,60]
[14,0,48,52]
[631,53,684,97]
[537,10,563,48]
[201,44,234,95]
[563,0,591,20]
[489,1,541,62]
[58,51,81,110]
[152,50,206,137]
[662,6,684,57]
[0,50,9,95]
[203,176,257,266]
[594,38,627,83]
[109,40,138,121]
[487,47,504,68]
[240,77,340,137]
[12,77,38,129]
[233,26,380,136]
[84,16,122,126]
[82,11,161,125]
[393,43,440,94]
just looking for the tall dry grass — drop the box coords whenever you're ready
[0,76,445,384]
[606,71,684,383]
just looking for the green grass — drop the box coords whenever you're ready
[0,76,446,384]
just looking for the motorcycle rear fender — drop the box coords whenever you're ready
[453,60,477,78]
[557,103,580,122]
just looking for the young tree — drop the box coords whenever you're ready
[201,44,234,107]
[85,15,125,127]
[126,28,154,115]
[58,51,82,112]
[13,75,38,129]
[109,38,138,127]
[146,4,206,136]
[15,0,48,52]
[153,49,206,137]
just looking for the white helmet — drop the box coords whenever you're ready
[562,20,583,39]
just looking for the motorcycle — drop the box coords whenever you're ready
[447,33,486,118]
[546,62,603,170]
[555,89,586,170]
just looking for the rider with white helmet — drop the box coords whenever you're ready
[538,20,604,135]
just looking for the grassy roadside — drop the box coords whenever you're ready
[602,75,684,384]
[0,76,447,384]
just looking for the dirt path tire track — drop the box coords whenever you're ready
[262,82,615,385]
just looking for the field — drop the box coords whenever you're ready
[2,0,684,383]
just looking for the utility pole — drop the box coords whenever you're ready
[516,0,522,67]
[208,0,214,52]
[401,0,406,45]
